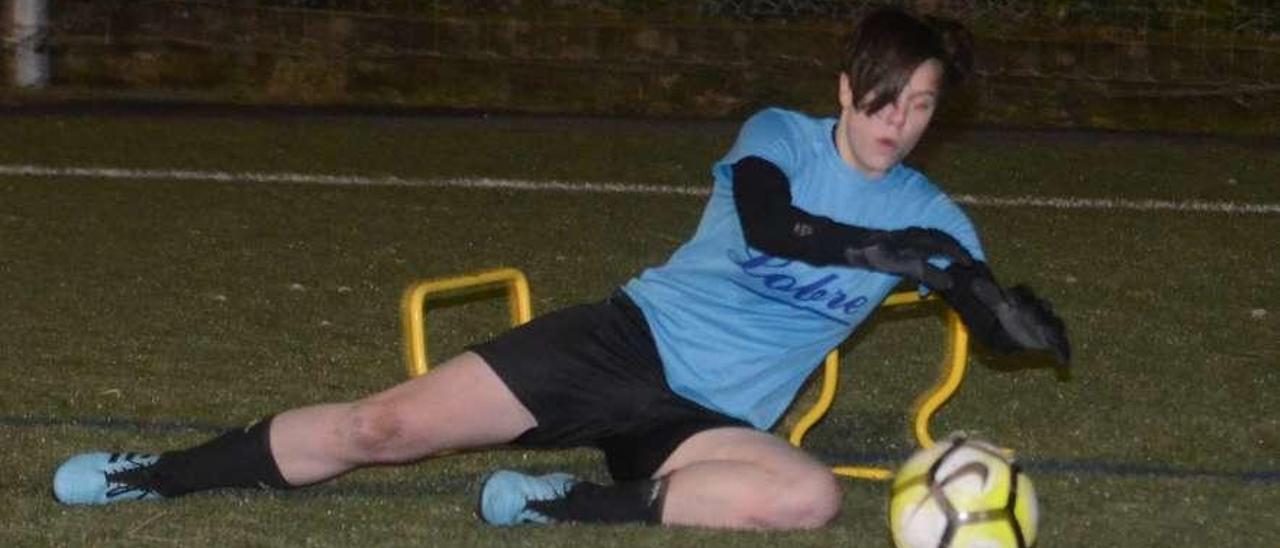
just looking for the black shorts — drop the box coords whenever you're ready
[469,291,750,482]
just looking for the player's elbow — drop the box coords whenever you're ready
[741,223,790,257]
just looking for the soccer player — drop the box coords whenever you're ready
[52,7,1068,530]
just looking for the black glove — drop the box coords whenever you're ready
[842,227,975,290]
[938,261,1071,365]
[970,279,1071,364]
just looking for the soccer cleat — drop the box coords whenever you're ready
[477,470,578,526]
[52,452,167,505]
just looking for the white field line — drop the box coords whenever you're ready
[949,194,1280,215]
[2,163,1278,215]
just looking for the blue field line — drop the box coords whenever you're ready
[780,450,1277,485]
[1025,458,1280,484]
[8,415,1277,484]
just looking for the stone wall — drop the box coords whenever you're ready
[8,2,1279,134]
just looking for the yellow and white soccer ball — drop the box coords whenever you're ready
[889,434,1039,548]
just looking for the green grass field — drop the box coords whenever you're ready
[1,110,1277,547]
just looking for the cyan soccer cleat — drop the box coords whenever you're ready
[478,470,578,526]
[53,452,166,505]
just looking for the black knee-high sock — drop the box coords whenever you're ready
[528,478,667,525]
[149,416,293,497]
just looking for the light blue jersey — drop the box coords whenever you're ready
[623,108,985,430]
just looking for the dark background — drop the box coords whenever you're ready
[3,0,1279,135]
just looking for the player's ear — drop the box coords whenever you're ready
[838,72,855,111]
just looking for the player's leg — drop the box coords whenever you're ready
[53,351,535,504]
[478,426,839,530]
[655,426,842,529]
[269,351,535,485]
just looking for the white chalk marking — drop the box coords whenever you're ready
[2,164,1277,215]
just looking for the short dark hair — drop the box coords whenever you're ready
[842,7,974,114]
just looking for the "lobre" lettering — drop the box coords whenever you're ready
[728,248,869,315]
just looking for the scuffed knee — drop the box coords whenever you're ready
[343,399,409,463]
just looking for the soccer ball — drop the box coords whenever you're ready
[888,434,1038,548]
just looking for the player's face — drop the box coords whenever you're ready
[837,59,942,179]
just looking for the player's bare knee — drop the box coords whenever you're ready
[344,399,410,462]
[769,468,842,529]
[802,470,843,527]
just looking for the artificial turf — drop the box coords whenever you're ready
[1,111,1276,546]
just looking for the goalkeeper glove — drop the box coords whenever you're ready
[940,262,1071,364]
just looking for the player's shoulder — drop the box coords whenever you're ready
[891,164,970,215]
[746,106,814,123]
[891,163,945,197]
[739,107,833,161]
[743,107,826,137]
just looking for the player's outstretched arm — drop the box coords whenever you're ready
[937,261,1071,364]
[733,156,973,289]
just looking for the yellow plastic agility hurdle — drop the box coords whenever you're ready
[400,267,969,481]
[786,292,970,480]
[399,267,532,378]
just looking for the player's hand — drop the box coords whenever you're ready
[844,227,975,290]
[971,280,1071,364]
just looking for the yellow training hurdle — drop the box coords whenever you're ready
[786,292,970,480]
[400,267,969,481]
[400,267,532,378]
